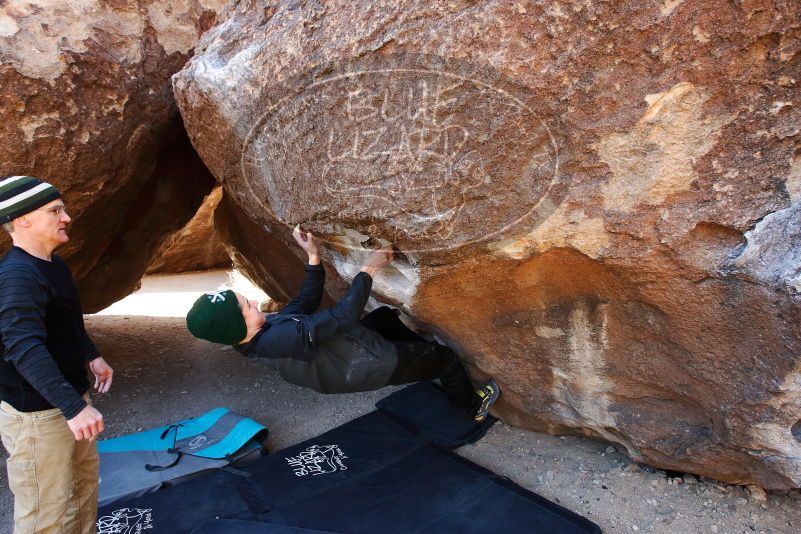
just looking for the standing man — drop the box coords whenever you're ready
[0,175,113,533]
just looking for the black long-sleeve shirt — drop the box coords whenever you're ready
[0,246,99,418]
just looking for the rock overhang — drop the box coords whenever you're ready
[171,0,801,488]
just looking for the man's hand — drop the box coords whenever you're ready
[89,356,113,393]
[293,224,321,265]
[67,405,104,441]
[360,246,394,278]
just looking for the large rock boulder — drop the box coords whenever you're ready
[0,0,226,311]
[174,0,801,488]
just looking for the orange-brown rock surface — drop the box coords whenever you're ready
[147,187,231,274]
[174,0,801,488]
[0,0,226,311]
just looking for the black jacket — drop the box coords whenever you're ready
[235,264,398,393]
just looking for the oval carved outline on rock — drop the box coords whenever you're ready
[241,54,561,253]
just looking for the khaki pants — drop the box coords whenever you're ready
[0,399,98,534]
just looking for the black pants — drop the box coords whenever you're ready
[359,307,479,414]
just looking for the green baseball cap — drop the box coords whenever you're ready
[186,289,247,345]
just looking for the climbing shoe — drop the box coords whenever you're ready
[473,378,500,422]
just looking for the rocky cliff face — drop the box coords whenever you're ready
[147,187,231,274]
[0,0,227,310]
[173,0,801,488]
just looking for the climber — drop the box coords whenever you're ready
[186,225,499,421]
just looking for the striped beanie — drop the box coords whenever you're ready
[0,176,62,224]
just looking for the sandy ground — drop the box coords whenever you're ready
[0,270,799,533]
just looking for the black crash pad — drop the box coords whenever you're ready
[97,383,601,534]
